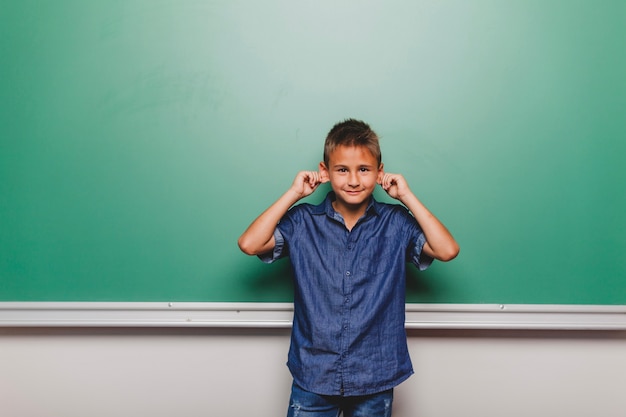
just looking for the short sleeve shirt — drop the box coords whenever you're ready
[260,192,432,396]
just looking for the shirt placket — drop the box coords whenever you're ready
[339,228,356,395]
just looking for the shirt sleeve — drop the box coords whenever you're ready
[257,204,304,263]
[257,228,286,264]
[410,231,433,271]
[398,206,433,271]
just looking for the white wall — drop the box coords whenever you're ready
[1,328,626,417]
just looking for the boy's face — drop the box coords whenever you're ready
[319,145,384,212]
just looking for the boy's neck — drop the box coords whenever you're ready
[332,198,370,230]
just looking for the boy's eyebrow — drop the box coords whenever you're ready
[332,163,376,168]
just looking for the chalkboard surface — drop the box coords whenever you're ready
[1,1,625,304]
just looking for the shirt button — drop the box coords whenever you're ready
[345,271,350,276]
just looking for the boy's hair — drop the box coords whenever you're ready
[324,119,381,166]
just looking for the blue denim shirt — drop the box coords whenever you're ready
[261,192,432,396]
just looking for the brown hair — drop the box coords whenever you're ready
[323,119,381,166]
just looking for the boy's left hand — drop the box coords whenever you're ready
[378,172,411,201]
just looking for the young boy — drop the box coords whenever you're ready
[238,119,459,417]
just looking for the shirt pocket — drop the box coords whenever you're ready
[357,236,402,276]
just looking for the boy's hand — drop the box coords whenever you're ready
[379,172,412,201]
[290,170,327,198]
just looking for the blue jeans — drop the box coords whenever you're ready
[287,382,393,417]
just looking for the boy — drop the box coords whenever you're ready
[238,119,459,417]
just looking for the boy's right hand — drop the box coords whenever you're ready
[290,170,327,198]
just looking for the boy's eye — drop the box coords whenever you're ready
[338,168,348,172]
[360,168,370,172]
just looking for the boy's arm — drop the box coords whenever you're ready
[238,171,326,256]
[379,173,459,262]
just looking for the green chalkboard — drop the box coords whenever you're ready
[1,1,625,304]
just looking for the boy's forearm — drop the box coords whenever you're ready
[399,192,459,262]
[237,188,301,256]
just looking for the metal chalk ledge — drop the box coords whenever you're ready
[1,302,625,330]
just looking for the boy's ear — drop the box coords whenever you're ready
[319,161,330,183]
[377,163,384,183]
